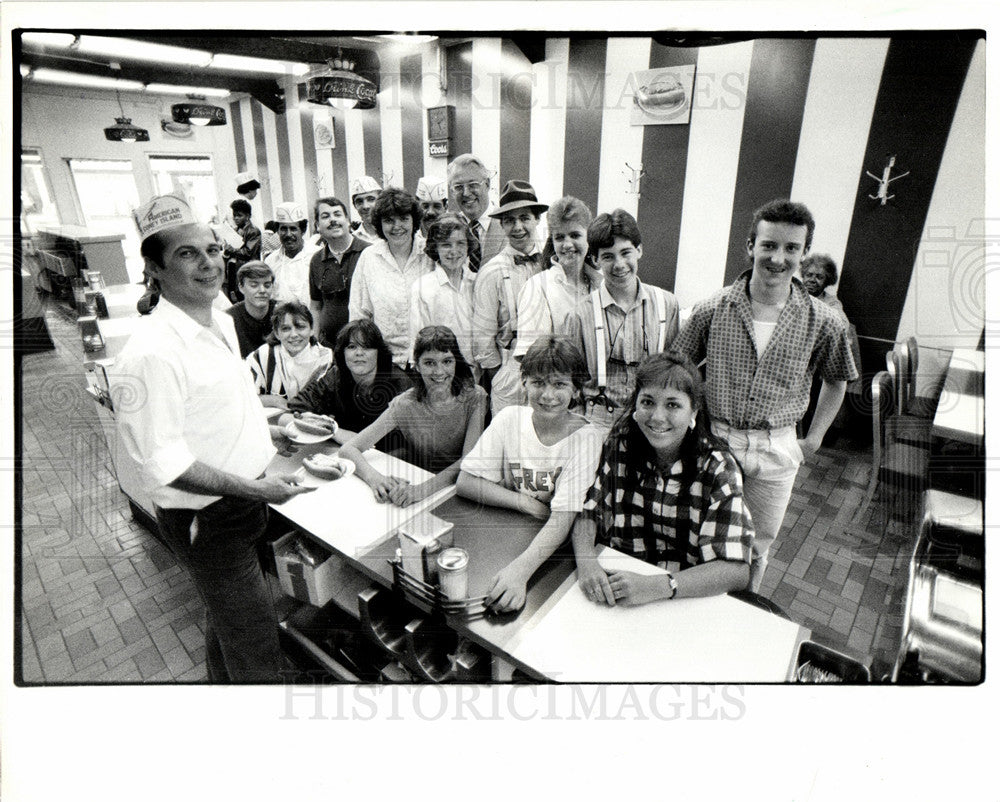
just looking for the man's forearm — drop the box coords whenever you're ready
[168,461,265,500]
[805,379,847,446]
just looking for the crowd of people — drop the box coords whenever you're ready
[111,152,858,682]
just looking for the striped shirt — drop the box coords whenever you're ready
[568,280,680,411]
[581,432,754,571]
[671,271,858,430]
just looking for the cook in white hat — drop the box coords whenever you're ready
[133,192,230,314]
[415,176,448,238]
[267,202,309,260]
[235,171,261,200]
[350,176,382,243]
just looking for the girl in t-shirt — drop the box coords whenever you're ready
[339,325,487,507]
[458,336,605,612]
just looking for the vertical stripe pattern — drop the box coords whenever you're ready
[399,53,425,194]
[499,39,532,188]
[724,38,816,284]
[562,38,606,216]
[230,100,246,174]
[529,37,569,206]
[636,41,700,292]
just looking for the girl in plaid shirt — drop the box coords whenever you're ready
[572,353,755,606]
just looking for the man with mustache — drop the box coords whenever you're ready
[264,201,319,308]
[309,195,369,345]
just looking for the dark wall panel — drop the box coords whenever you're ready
[447,42,473,160]
[839,37,978,342]
[499,39,532,189]
[724,38,815,284]
[400,53,425,193]
[635,42,699,292]
[562,38,606,217]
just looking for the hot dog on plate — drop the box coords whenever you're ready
[636,77,685,108]
[293,417,337,437]
[302,453,350,480]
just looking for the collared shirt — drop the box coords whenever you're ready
[580,432,754,571]
[410,262,478,367]
[353,223,380,245]
[671,270,858,430]
[348,239,432,367]
[265,242,320,307]
[569,279,680,411]
[309,236,370,343]
[513,260,604,358]
[110,297,275,510]
[471,244,544,369]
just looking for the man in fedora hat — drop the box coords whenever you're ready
[447,154,507,272]
[110,192,312,682]
[265,201,319,308]
[472,179,548,411]
[350,176,382,244]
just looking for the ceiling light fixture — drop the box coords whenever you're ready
[381,34,439,45]
[104,89,149,143]
[146,83,231,98]
[171,96,227,127]
[28,67,145,92]
[305,50,377,111]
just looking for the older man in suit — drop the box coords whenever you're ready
[447,154,505,272]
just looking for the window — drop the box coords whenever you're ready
[68,158,143,282]
[148,155,219,226]
[21,148,60,234]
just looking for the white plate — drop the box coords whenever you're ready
[283,420,336,444]
[301,457,355,482]
[264,407,286,422]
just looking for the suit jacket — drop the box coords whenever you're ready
[480,217,506,266]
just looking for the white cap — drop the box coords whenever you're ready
[350,176,381,197]
[133,193,198,241]
[269,202,307,226]
[416,176,447,202]
[235,171,260,191]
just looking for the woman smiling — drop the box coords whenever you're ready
[246,301,332,409]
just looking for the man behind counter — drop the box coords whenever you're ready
[111,193,313,683]
[309,196,369,346]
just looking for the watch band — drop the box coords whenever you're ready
[665,570,678,600]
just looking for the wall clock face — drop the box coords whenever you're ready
[428,106,451,140]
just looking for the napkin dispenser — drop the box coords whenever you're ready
[397,513,454,583]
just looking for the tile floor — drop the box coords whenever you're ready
[17,296,915,683]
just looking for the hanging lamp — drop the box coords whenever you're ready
[171,97,227,126]
[104,89,150,142]
[305,49,376,110]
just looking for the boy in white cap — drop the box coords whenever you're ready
[110,192,312,682]
[350,176,382,244]
[264,201,320,308]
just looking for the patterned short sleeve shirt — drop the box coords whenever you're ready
[671,271,858,430]
[580,431,754,572]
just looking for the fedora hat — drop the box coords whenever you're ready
[489,180,548,218]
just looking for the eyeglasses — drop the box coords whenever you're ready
[450,181,487,195]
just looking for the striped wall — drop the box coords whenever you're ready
[228,34,984,363]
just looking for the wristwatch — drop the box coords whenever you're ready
[665,570,678,600]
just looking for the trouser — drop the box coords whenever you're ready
[154,496,282,683]
[712,422,803,593]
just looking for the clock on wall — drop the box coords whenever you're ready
[427,105,455,156]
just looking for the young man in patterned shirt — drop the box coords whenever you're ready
[671,199,857,592]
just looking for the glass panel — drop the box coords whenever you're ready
[21,148,60,234]
[68,158,144,282]
[148,155,220,224]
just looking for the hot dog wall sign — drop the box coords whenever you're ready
[630,65,695,126]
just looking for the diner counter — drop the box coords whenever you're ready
[89,285,810,683]
[266,437,809,683]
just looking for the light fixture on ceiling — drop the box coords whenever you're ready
[380,34,439,45]
[104,89,149,143]
[305,50,377,111]
[172,96,227,127]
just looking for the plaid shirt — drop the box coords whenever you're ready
[671,270,858,430]
[580,433,754,571]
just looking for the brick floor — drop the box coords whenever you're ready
[17,298,928,684]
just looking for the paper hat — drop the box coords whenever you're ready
[416,176,447,203]
[350,176,381,197]
[489,180,548,218]
[235,171,261,193]
[269,202,307,226]
[133,193,198,241]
